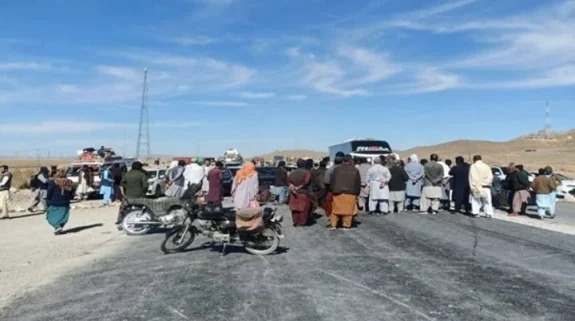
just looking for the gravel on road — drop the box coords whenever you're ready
[2,206,575,321]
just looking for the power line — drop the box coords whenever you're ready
[136,68,151,159]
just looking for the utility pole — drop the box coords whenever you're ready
[136,68,150,159]
[544,101,551,139]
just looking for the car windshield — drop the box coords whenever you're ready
[257,167,275,177]
[228,167,240,176]
[556,173,572,180]
[145,170,157,179]
[67,167,81,177]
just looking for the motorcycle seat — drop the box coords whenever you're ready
[201,204,236,220]
[262,207,274,221]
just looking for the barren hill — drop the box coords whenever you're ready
[401,129,575,174]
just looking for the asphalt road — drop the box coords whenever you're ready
[2,207,575,321]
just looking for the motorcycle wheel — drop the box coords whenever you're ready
[243,228,280,256]
[122,210,153,236]
[161,226,196,254]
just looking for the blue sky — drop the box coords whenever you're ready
[1,0,574,157]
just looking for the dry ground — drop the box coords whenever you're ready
[0,202,129,309]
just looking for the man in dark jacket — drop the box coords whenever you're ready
[449,156,471,214]
[28,166,50,213]
[502,163,516,213]
[511,164,531,216]
[116,162,149,228]
[121,161,149,198]
[329,155,361,230]
[315,160,328,207]
[272,161,289,204]
[388,159,409,213]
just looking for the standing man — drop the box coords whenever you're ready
[324,152,345,216]
[388,158,409,213]
[420,154,444,215]
[202,159,214,195]
[531,168,556,219]
[117,161,149,229]
[0,165,13,219]
[184,158,205,191]
[468,155,494,218]
[329,155,361,230]
[405,154,424,211]
[502,163,517,213]
[449,156,471,214]
[28,167,50,213]
[314,160,328,208]
[356,158,371,212]
[511,164,531,216]
[272,161,289,205]
[366,157,392,214]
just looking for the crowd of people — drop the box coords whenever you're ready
[270,152,564,230]
[0,151,565,235]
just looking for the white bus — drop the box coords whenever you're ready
[328,138,393,164]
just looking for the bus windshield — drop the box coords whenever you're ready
[351,140,392,154]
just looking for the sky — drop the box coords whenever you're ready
[0,0,574,158]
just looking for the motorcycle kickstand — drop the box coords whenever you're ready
[221,242,227,256]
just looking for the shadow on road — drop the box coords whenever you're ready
[62,223,104,234]
[175,241,289,257]
[8,211,46,219]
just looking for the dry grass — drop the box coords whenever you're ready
[0,158,72,189]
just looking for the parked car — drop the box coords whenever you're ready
[491,166,509,180]
[145,168,167,197]
[552,173,575,198]
[221,167,233,196]
[221,165,277,196]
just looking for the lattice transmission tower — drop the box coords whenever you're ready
[544,101,551,139]
[136,68,150,159]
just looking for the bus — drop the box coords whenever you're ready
[328,138,393,164]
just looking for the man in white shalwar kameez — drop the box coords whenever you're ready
[366,157,392,214]
[469,155,494,218]
[183,158,205,191]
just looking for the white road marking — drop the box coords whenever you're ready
[320,270,436,321]
[168,306,191,320]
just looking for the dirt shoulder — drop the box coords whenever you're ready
[0,203,133,309]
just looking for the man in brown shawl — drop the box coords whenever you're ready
[288,159,312,227]
[329,154,361,230]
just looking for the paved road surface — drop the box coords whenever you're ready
[2,207,575,321]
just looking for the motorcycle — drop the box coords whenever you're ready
[119,198,187,235]
[160,201,284,255]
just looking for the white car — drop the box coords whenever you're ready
[554,174,575,198]
[145,168,167,197]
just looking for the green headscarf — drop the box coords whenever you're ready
[196,157,204,165]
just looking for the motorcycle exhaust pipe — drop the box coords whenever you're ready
[128,221,164,225]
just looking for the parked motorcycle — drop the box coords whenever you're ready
[119,198,186,235]
[160,202,284,255]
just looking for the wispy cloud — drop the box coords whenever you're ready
[0,120,205,135]
[469,65,575,89]
[0,62,53,71]
[391,67,462,94]
[111,50,255,89]
[239,91,275,99]
[291,46,400,97]
[195,100,249,107]
[169,35,218,46]
[285,94,307,101]
[194,0,238,5]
